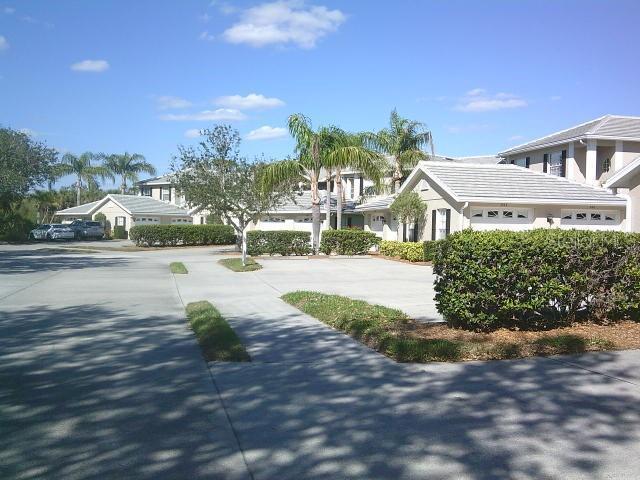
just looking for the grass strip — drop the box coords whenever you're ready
[218,257,262,272]
[282,291,620,363]
[170,262,188,274]
[185,301,250,362]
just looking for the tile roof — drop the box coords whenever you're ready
[500,115,640,155]
[136,174,173,185]
[414,161,626,205]
[353,195,396,212]
[55,200,102,215]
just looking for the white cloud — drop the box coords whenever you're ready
[3,7,15,14]
[0,35,8,51]
[184,129,202,138]
[245,125,288,140]
[215,93,284,110]
[70,59,110,73]
[222,1,346,49]
[199,31,215,41]
[156,95,192,110]
[456,89,527,112]
[160,108,246,121]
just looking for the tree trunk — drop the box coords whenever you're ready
[336,170,343,230]
[121,178,126,194]
[76,178,82,206]
[393,161,402,193]
[311,201,321,254]
[325,169,332,229]
[241,224,248,266]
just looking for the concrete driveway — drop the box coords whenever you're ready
[2,246,640,479]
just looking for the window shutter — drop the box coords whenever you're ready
[543,154,549,173]
[413,222,419,242]
[359,177,363,196]
[431,210,436,241]
[525,157,530,168]
[445,209,451,237]
[561,150,567,177]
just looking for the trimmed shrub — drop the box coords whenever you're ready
[0,211,36,242]
[379,240,440,262]
[433,229,640,332]
[112,225,128,239]
[129,224,235,247]
[246,230,311,256]
[320,229,381,255]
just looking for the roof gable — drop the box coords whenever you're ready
[401,161,626,206]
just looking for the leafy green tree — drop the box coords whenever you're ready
[325,130,385,229]
[367,109,434,191]
[103,152,156,193]
[59,152,112,205]
[171,125,292,265]
[0,127,57,212]
[390,191,427,241]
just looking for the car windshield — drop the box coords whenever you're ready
[51,224,65,228]
[85,222,101,227]
[39,225,51,229]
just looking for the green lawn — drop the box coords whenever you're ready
[218,257,262,272]
[281,291,461,362]
[185,301,250,362]
[170,262,188,274]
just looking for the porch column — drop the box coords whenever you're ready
[567,142,575,180]
[586,139,598,185]
[614,140,624,172]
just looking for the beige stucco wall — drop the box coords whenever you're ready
[95,200,132,230]
[415,175,463,240]
[626,171,640,232]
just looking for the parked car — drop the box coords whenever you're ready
[29,224,51,241]
[45,224,76,241]
[68,220,105,240]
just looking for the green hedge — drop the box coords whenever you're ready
[380,240,441,262]
[113,225,128,240]
[320,229,380,255]
[433,229,640,332]
[129,224,235,247]
[246,230,311,256]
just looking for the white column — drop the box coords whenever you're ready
[614,140,624,172]
[567,142,575,180]
[586,139,598,185]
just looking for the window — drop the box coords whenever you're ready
[161,186,171,202]
[548,150,566,177]
[171,218,191,223]
[372,215,386,223]
[115,216,126,227]
[562,210,618,224]
[349,179,355,199]
[602,157,611,173]
[263,216,285,223]
[513,157,529,168]
[294,217,312,223]
[141,187,152,196]
[470,208,529,221]
[437,209,449,240]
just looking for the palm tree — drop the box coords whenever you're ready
[325,130,385,229]
[261,114,335,253]
[103,152,156,194]
[59,152,112,206]
[368,109,434,192]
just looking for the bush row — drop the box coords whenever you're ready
[433,229,640,332]
[129,224,236,247]
[247,230,311,256]
[320,229,380,255]
[379,240,440,262]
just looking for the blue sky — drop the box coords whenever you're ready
[2,0,640,186]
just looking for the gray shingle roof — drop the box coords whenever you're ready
[108,194,191,215]
[55,199,102,215]
[417,162,626,205]
[353,195,396,212]
[56,194,191,217]
[500,115,640,155]
[136,174,173,185]
[449,155,502,165]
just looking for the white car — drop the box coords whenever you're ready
[45,224,75,241]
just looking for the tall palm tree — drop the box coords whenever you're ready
[261,114,336,253]
[368,109,434,192]
[325,130,385,229]
[103,152,156,194]
[59,152,112,206]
